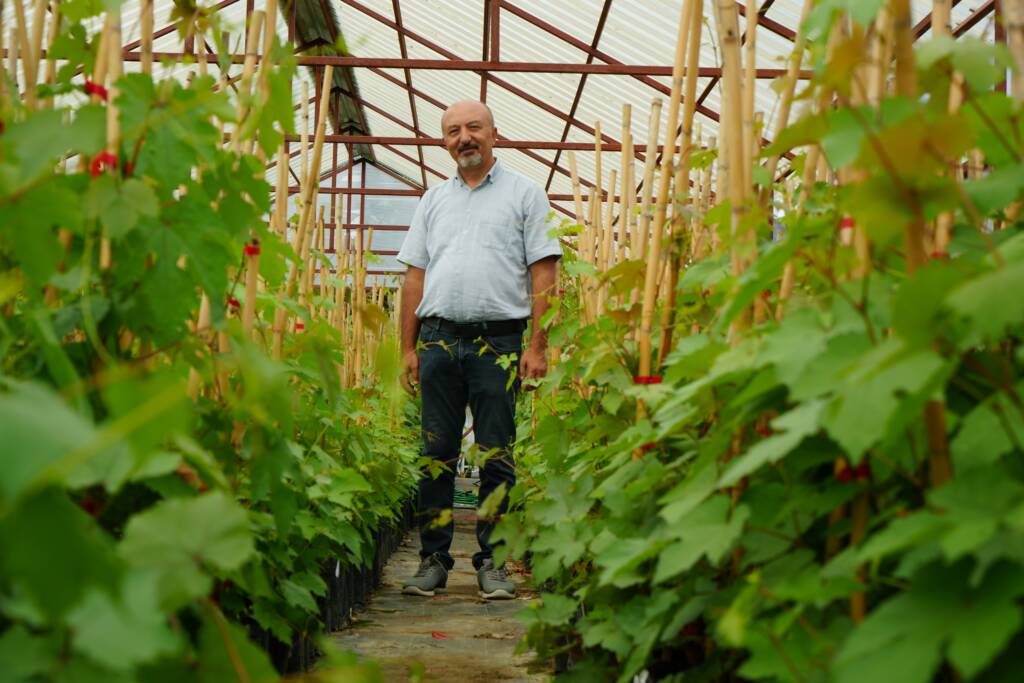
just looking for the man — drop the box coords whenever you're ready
[396,100,561,600]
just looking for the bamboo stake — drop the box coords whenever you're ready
[713,0,750,338]
[932,0,964,255]
[567,151,587,231]
[742,0,758,194]
[242,242,259,337]
[585,187,599,324]
[274,146,288,235]
[600,168,617,275]
[763,0,813,190]
[618,103,633,269]
[869,6,895,104]
[12,0,35,108]
[41,0,61,107]
[5,30,16,104]
[658,0,704,366]
[636,0,695,428]
[300,81,310,190]
[29,0,47,77]
[231,11,266,156]
[99,9,122,271]
[634,99,663,266]
[187,294,213,399]
[272,66,334,359]
[140,0,154,75]
[353,224,365,384]
[1008,1,1024,100]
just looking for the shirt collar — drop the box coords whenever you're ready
[454,157,502,188]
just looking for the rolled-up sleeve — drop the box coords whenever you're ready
[397,195,430,269]
[523,184,562,266]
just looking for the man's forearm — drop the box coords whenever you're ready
[528,257,558,350]
[401,269,425,354]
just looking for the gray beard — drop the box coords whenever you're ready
[457,152,483,169]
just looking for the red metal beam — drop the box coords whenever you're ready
[392,0,429,189]
[544,0,613,192]
[914,0,966,38]
[284,134,683,152]
[123,0,241,51]
[282,186,638,202]
[736,1,795,42]
[121,51,801,77]
[954,0,997,38]
[335,0,692,162]
[311,0,373,147]
[360,67,603,191]
[495,1,723,129]
[481,0,492,101]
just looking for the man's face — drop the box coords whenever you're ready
[442,102,497,170]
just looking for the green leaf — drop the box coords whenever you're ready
[119,492,254,610]
[857,513,946,564]
[719,401,825,487]
[0,488,120,618]
[196,613,277,683]
[952,395,1024,470]
[83,177,159,239]
[891,261,965,345]
[963,162,1024,215]
[0,177,84,286]
[822,344,948,460]
[946,262,1024,346]
[281,579,319,614]
[2,107,105,185]
[821,107,868,169]
[654,497,749,583]
[0,626,61,681]
[835,561,1024,683]
[67,572,182,670]
[0,381,97,505]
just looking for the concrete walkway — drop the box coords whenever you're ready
[332,481,547,682]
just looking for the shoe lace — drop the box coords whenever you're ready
[415,557,439,577]
[485,564,507,582]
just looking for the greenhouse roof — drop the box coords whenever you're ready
[4,0,1001,223]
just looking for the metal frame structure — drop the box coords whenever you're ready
[107,0,1003,267]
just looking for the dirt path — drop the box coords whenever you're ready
[331,481,547,682]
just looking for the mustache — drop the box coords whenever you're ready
[457,144,479,153]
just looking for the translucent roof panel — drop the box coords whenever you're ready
[9,0,1001,254]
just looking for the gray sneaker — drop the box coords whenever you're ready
[402,554,448,597]
[477,559,516,600]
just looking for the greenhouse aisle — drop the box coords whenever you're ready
[332,479,545,682]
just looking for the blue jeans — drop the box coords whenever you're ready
[416,320,520,570]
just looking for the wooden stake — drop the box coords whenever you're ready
[742,0,758,193]
[99,9,122,271]
[763,0,813,190]
[618,103,633,267]
[242,243,259,337]
[713,0,750,336]
[140,0,154,75]
[1007,1,1024,101]
[636,0,695,427]
[231,11,266,155]
[12,0,35,108]
[659,0,704,365]
[272,66,334,359]
[634,99,663,265]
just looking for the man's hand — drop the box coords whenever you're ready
[519,344,547,386]
[401,349,419,395]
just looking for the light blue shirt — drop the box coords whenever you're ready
[397,158,562,323]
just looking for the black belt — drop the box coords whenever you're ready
[422,316,527,338]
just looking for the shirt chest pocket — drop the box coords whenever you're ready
[477,219,516,251]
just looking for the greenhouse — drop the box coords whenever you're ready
[2,0,1023,681]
